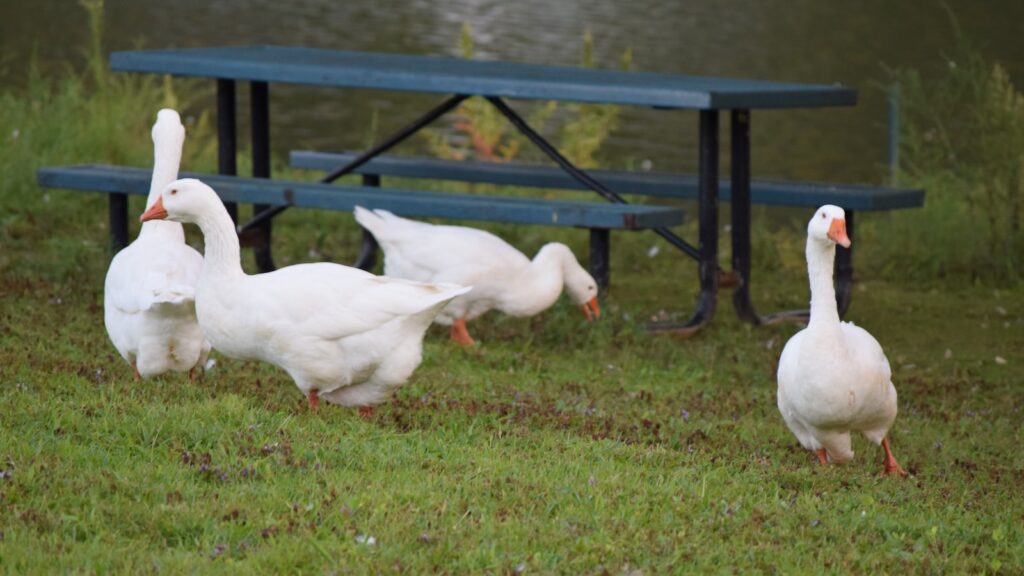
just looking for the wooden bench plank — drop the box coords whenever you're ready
[110,46,857,110]
[290,151,925,212]
[36,165,684,230]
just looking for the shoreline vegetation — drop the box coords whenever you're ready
[0,2,1021,573]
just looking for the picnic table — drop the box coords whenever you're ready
[39,46,923,334]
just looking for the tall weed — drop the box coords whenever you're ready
[0,0,215,281]
[423,24,628,168]
[882,29,1023,282]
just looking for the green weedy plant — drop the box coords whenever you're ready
[80,0,108,93]
[557,31,631,169]
[423,24,628,168]
[0,0,215,281]
[883,28,1023,282]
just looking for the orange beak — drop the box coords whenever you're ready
[140,196,168,222]
[828,218,851,248]
[581,296,601,321]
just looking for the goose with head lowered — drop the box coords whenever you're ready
[104,109,210,380]
[776,205,907,476]
[141,180,470,414]
[353,207,600,346]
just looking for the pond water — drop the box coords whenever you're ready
[2,0,1022,182]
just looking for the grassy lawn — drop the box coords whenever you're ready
[2,179,1022,573]
[1,53,1023,573]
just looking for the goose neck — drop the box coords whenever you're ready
[139,139,185,241]
[145,148,182,208]
[502,245,566,316]
[195,206,243,279]
[806,239,841,331]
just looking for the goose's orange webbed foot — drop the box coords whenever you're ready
[450,318,476,347]
[881,437,908,478]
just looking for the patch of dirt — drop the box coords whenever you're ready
[380,394,710,451]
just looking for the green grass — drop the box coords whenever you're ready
[2,34,1024,575]
[2,231,1023,574]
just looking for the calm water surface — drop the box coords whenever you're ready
[3,0,1022,182]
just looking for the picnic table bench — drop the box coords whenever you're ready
[290,151,925,315]
[36,45,923,333]
[36,164,681,285]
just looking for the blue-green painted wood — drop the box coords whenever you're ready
[110,46,857,110]
[36,165,683,230]
[290,151,925,212]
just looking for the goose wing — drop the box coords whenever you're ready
[252,263,469,341]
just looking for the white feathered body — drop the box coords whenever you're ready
[776,204,899,464]
[105,232,208,377]
[195,250,469,407]
[103,109,210,378]
[354,207,564,324]
[777,321,898,462]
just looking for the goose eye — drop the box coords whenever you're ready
[170,189,178,195]
[820,212,826,219]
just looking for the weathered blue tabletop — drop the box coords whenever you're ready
[109,44,864,333]
[110,45,856,110]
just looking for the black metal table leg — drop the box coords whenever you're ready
[728,109,850,325]
[835,210,854,317]
[353,174,381,271]
[109,193,128,254]
[730,109,760,324]
[216,79,238,223]
[250,81,275,272]
[727,109,810,325]
[589,228,610,291]
[649,110,719,335]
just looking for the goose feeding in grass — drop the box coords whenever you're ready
[776,204,907,477]
[104,109,210,380]
[140,180,471,414]
[353,206,600,346]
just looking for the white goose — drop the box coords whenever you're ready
[140,179,471,414]
[104,109,210,379]
[777,205,907,476]
[353,207,601,346]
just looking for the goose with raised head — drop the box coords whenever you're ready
[141,180,471,413]
[104,109,210,379]
[353,207,600,346]
[776,205,907,476]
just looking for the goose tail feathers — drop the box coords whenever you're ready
[354,206,410,240]
[420,282,472,311]
[146,283,196,308]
